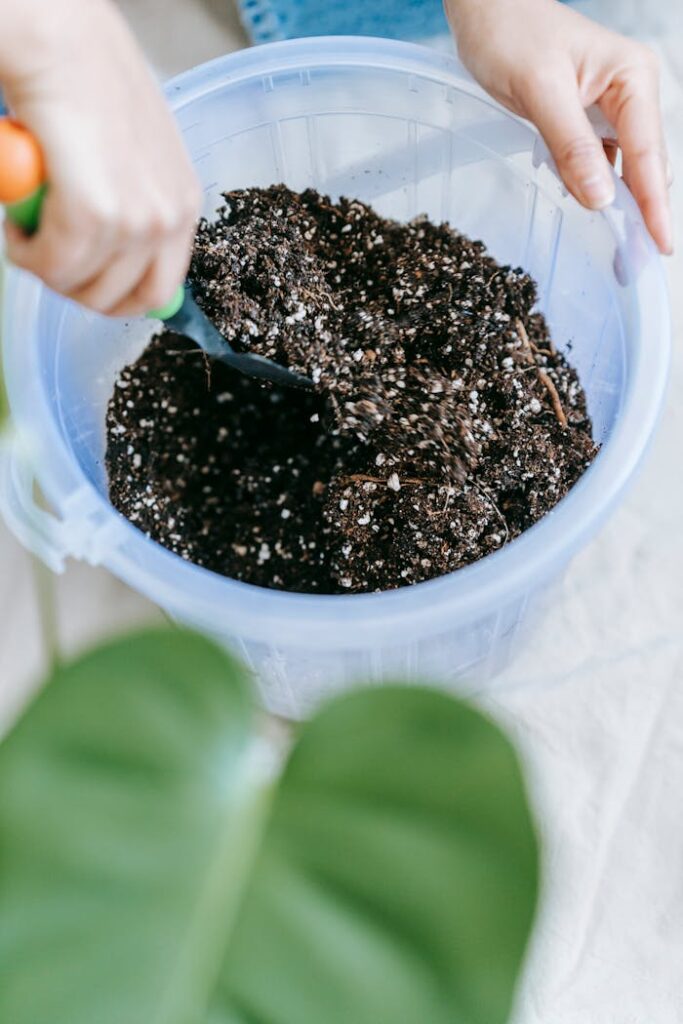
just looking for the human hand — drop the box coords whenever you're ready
[0,0,202,316]
[446,0,673,254]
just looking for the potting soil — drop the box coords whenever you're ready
[106,186,598,594]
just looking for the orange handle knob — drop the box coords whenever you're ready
[0,118,45,204]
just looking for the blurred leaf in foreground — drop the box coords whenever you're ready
[0,629,539,1024]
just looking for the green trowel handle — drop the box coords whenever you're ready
[2,154,184,321]
[6,184,47,235]
[146,286,185,321]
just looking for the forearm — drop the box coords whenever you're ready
[445,0,495,31]
[445,0,551,27]
[0,0,76,86]
[444,0,556,98]
[0,0,132,105]
[445,0,525,40]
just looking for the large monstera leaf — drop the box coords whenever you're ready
[0,629,539,1024]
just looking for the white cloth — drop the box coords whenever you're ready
[480,37,683,1017]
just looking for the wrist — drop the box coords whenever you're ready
[445,0,489,22]
[445,0,507,46]
[0,0,113,90]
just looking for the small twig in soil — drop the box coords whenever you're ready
[529,339,557,361]
[165,349,207,357]
[341,474,385,484]
[341,473,429,487]
[537,369,568,428]
[475,483,510,544]
[296,284,342,313]
[201,350,213,390]
[422,487,457,518]
[515,319,568,428]
[515,318,535,362]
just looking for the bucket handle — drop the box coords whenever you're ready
[0,434,69,573]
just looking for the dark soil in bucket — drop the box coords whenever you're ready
[106,186,598,594]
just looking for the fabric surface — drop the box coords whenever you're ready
[2,3,683,1021]
[237,0,450,43]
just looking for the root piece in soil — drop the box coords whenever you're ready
[515,318,568,428]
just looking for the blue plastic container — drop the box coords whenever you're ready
[0,39,670,717]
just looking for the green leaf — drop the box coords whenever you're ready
[0,629,262,1024]
[0,632,538,1024]
[217,687,539,1024]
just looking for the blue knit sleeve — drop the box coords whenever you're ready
[238,0,451,43]
[238,0,572,45]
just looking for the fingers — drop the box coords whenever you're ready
[68,248,153,315]
[107,223,196,319]
[4,201,115,296]
[600,52,673,254]
[4,178,201,316]
[65,220,195,319]
[518,65,616,211]
[515,51,673,255]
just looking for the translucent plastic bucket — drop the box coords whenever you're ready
[0,38,670,717]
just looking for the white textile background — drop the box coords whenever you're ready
[0,2,680,1020]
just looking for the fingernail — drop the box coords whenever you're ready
[580,173,615,210]
[666,157,674,188]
